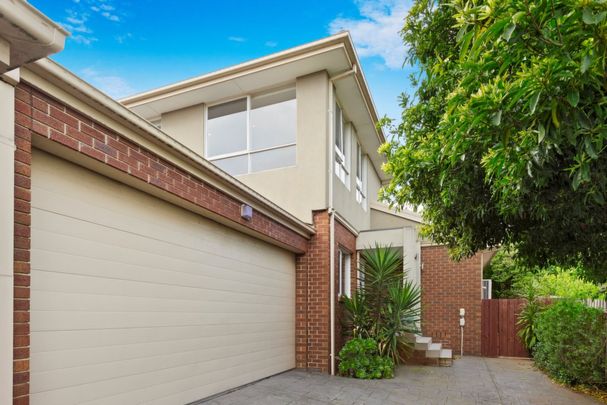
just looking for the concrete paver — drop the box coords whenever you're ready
[203,357,600,404]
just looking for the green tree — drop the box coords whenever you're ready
[483,248,531,297]
[382,0,607,278]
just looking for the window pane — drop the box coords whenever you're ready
[250,145,295,173]
[207,98,247,157]
[334,103,342,151]
[251,89,296,150]
[213,154,248,176]
[356,142,362,179]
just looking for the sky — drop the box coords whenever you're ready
[30,0,416,121]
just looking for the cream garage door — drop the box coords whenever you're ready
[30,150,296,405]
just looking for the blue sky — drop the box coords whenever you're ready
[31,0,416,121]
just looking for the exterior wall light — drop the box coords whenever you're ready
[241,204,253,221]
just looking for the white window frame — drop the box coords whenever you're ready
[334,100,349,187]
[357,251,364,289]
[355,140,367,209]
[338,249,352,298]
[204,87,297,174]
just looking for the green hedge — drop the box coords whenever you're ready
[338,338,394,379]
[534,300,606,384]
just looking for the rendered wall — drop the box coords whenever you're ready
[160,103,205,154]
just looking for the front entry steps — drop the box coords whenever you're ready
[404,334,453,366]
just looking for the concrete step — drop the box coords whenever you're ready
[439,349,453,366]
[414,336,432,351]
[425,343,442,358]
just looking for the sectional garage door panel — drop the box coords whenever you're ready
[30,150,296,405]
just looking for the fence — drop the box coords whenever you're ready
[583,298,607,312]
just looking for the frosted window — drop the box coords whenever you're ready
[251,145,296,172]
[207,98,247,157]
[213,154,248,176]
[251,88,296,150]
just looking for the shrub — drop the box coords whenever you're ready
[341,245,421,365]
[534,300,606,385]
[516,293,546,352]
[515,268,603,300]
[338,338,394,379]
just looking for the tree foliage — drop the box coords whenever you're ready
[381,0,607,277]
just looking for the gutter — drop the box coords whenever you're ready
[26,59,315,239]
[0,0,68,71]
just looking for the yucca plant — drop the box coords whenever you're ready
[341,244,421,364]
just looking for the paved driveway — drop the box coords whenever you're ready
[203,357,599,404]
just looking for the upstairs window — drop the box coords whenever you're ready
[355,140,367,209]
[205,87,296,176]
[334,102,349,186]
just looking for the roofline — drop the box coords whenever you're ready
[121,31,385,144]
[370,203,424,224]
[27,58,316,238]
[1,0,69,36]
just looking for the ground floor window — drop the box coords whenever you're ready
[338,249,351,298]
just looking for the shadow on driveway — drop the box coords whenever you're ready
[204,357,600,404]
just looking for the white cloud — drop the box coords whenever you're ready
[101,11,120,22]
[329,0,410,69]
[71,34,98,45]
[115,32,133,44]
[62,0,125,45]
[63,10,91,33]
[81,67,135,99]
[228,36,246,42]
[265,40,278,47]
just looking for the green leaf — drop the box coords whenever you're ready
[459,31,474,61]
[492,110,502,126]
[582,8,607,25]
[572,170,582,190]
[538,123,546,143]
[592,192,605,205]
[529,92,540,114]
[585,138,598,159]
[551,100,560,128]
[566,91,580,107]
[581,55,592,73]
[502,23,516,41]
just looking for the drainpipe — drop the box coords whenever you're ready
[326,64,357,375]
[0,67,19,405]
[327,83,336,376]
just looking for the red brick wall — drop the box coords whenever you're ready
[13,86,32,405]
[294,213,357,372]
[295,211,330,371]
[420,245,483,356]
[334,218,357,355]
[13,82,313,403]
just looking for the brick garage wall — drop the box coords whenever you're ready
[13,82,312,403]
[420,245,483,356]
[13,89,32,405]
